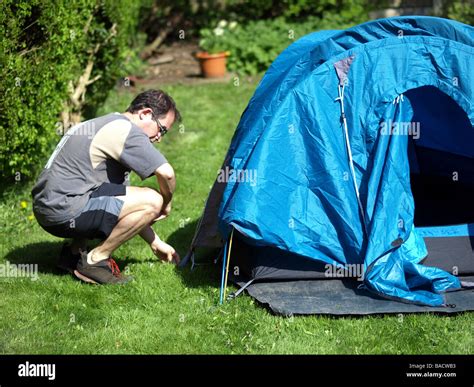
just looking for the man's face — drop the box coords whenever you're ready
[138,108,176,143]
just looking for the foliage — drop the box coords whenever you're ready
[197,0,473,76]
[446,0,474,25]
[226,0,373,21]
[0,0,142,181]
[198,20,239,54]
[139,0,374,45]
[223,10,367,75]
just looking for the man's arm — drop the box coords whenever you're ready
[139,163,179,263]
[155,163,176,215]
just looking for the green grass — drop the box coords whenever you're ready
[1,79,473,354]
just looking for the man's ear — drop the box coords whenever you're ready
[139,108,153,120]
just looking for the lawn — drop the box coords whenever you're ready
[0,79,473,354]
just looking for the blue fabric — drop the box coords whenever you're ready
[218,16,473,306]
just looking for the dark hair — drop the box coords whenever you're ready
[126,89,181,122]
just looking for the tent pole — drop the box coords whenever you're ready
[223,227,235,302]
[219,227,234,304]
[337,83,368,236]
[219,236,229,304]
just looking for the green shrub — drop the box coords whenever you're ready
[224,18,298,75]
[208,0,372,24]
[0,0,142,182]
[446,0,474,25]
[221,9,368,75]
[198,20,240,54]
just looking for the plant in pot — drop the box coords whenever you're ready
[196,20,237,78]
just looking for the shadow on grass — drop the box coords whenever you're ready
[166,219,221,289]
[4,241,65,275]
[3,219,220,288]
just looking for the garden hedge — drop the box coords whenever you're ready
[0,0,141,181]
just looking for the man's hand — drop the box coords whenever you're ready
[150,238,180,264]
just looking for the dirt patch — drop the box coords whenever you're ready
[136,41,234,86]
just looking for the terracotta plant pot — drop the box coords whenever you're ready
[195,51,230,78]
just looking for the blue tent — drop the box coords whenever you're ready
[186,16,474,309]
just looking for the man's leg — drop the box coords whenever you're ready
[87,186,163,264]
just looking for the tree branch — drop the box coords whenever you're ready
[140,12,183,60]
[61,23,117,127]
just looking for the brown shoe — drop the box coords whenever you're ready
[74,253,132,285]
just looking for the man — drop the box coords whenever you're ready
[32,89,181,284]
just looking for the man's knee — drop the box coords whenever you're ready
[120,186,163,218]
[139,187,163,216]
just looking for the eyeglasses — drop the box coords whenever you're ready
[153,115,168,137]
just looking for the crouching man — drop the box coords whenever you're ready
[32,89,181,284]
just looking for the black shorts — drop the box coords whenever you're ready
[41,183,126,240]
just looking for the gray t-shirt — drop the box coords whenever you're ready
[32,113,167,226]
